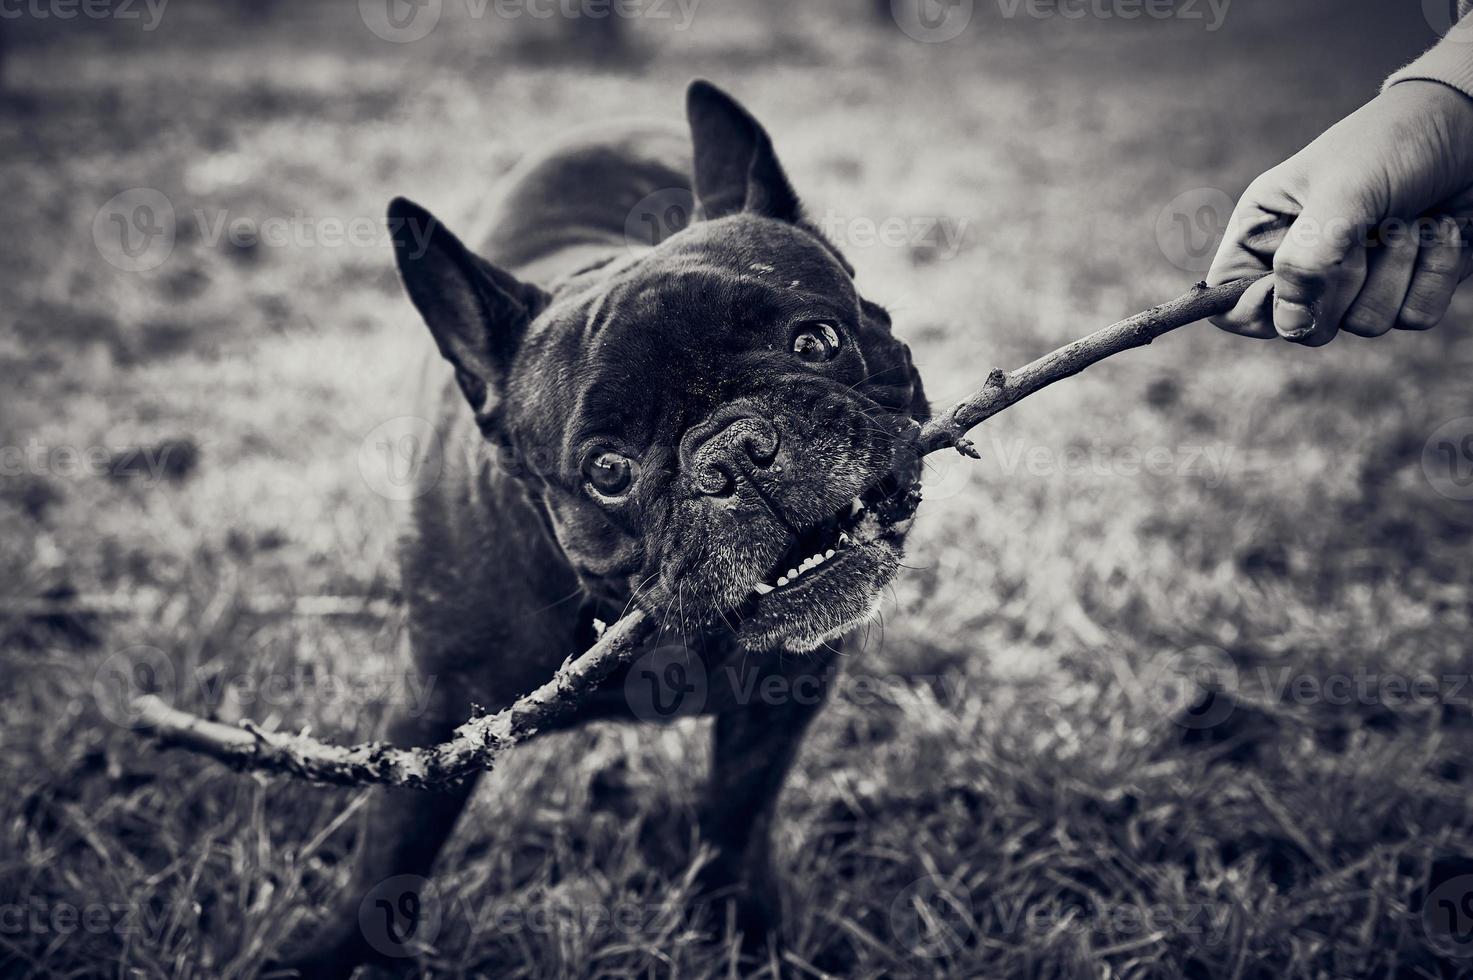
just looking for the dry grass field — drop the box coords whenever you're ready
[4,1,1473,976]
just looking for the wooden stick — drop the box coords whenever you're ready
[916,275,1266,457]
[128,276,1264,788]
[132,610,653,789]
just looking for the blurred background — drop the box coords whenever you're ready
[4,1,1473,977]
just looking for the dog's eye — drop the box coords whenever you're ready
[790,322,842,363]
[583,450,634,497]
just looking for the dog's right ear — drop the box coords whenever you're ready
[686,79,802,224]
[389,196,549,419]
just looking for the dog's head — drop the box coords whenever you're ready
[391,81,927,653]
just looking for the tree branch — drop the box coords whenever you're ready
[916,275,1266,457]
[127,275,1264,788]
[132,610,653,789]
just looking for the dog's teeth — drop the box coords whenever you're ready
[811,553,824,565]
[787,568,799,580]
[839,532,850,545]
[776,576,788,587]
[849,497,864,517]
[753,582,774,595]
[825,549,835,558]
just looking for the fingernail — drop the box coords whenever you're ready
[1273,298,1316,339]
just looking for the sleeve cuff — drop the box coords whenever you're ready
[1385,30,1473,99]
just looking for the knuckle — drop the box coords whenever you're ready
[1434,215,1463,246]
[1245,168,1287,199]
[1272,256,1331,292]
[1420,246,1462,277]
[1395,293,1446,330]
[1211,314,1261,337]
[1342,306,1393,336]
[1378,220,1421,252]
[1395,308,1439,331]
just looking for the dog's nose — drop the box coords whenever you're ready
[681,414,781,496]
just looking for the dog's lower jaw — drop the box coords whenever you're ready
[732,537,903,653]
[780,593,886,653]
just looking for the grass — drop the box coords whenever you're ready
[4,0,1473,976]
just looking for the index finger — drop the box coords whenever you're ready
[1206,197,1293,287]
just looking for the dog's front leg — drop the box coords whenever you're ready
[275,677,481,979]
[695,646,837,954]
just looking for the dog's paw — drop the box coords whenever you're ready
[692,858,785,952]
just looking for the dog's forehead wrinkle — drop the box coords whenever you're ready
[654,215,854,290]
[580,279,622,339]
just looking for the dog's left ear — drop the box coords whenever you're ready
[686,79,802,223]
[389,196,549,419]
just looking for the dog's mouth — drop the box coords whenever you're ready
[729,469,922,652]
[750,471,921,597]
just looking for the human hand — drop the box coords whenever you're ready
[1208,80,1473,345]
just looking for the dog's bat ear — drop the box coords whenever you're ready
[686,79,801,224]
[388,196,549,418]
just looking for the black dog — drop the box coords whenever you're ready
[284,80,927,976]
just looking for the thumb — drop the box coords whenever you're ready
[1269,188,1372,346]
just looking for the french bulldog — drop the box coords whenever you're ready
[282,80,927,977]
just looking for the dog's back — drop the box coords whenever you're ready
[473,119,692,282]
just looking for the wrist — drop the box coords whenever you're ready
[1377,80,1473,203]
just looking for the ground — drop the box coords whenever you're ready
[4,1,1473,977]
